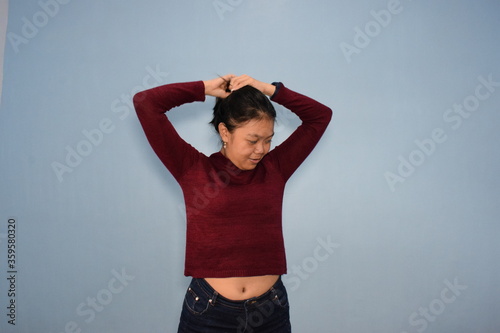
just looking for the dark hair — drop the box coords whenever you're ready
[210,85,276,133]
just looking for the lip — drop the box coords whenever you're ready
[249,158,261,164]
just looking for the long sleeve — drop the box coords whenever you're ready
[268,83,333,181]
[133,81,206,180]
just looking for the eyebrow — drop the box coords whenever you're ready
[246,133,275,139]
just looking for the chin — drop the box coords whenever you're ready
[241,163,258,171]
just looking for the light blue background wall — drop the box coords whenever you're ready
[1,0,499,332]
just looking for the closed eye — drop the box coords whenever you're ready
[249,139,272,144]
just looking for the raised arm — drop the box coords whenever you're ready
[133,81,206,180]
[268,84,333,181]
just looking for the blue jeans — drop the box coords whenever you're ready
[177,277,291,332]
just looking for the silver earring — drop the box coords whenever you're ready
[223,142,227,149]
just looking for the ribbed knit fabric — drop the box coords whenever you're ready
[134,81,332,278]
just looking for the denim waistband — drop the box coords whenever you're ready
[193,277,283,309]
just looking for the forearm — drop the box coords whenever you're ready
[133,81,206,116]
[271,84,332,127]
[257,81,276,97]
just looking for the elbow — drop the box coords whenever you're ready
[133,90,153,116]
[132,91,146,110]
[318,107,333,133]
[323,106,333,124]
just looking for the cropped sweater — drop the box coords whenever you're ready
[133,81,332,278]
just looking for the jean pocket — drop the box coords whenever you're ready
[184,287,211,316]
[271,288,289,309]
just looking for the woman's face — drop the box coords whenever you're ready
[219,117,275,170]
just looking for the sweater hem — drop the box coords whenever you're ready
[185,268,287,279]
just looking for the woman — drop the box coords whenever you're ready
[134,74,332,332]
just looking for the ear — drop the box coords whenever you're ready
[218,122,230,143]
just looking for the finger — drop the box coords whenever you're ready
[230,75,253,91]
[219,74,236,82]
[213,75,230,93]
[231,80,250,91]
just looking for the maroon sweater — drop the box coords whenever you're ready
[134,81,332,278]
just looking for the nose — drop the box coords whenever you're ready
[254,142,265,154]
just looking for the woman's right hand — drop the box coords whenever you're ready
[203,74,235,98]
[228,75,276,97]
